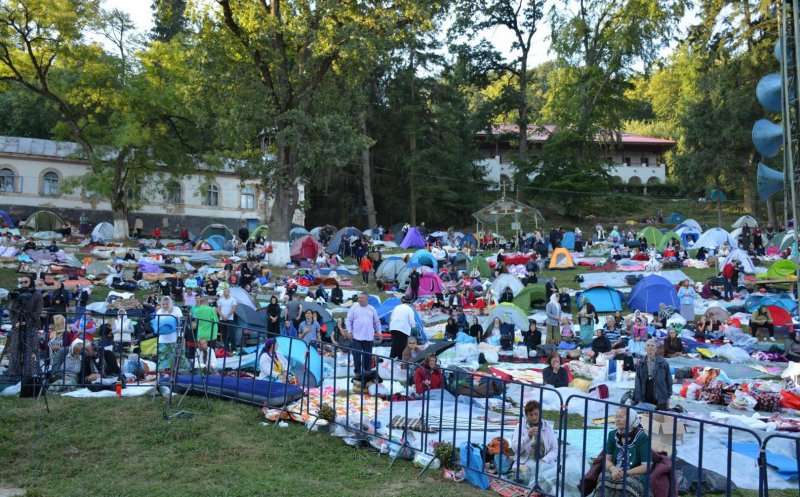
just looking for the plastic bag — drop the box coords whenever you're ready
[729,391,757,411]
[388,442,415,461]
[413,452,439,469]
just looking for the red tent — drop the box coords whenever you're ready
[290,235,323,261]
[766,305,793,328]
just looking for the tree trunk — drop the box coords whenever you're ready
[766,198,777,228]
[715,178,723,227]
[517,51,529,202]
[408,52,417,225]
[111,201,129,240]
[741,155,756,214]
[267,138,298,266]
[360,113,377,230]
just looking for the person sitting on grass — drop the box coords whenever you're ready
[258,338,289,382]
[413,353,443,395]
[785,329,800,362]
[85,341,120,378]
[193,337,218,374]
[663,327,685,358]
[49,339,97,386]
[596,407,652,497]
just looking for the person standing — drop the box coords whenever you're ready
[389,295,416,359]
[359,255,373,284]
[633,340,672,410]
[345,293,381,382]
[79,212,89,236]
[216,286,238,352]
[577,299,598,345]
[265,295,282,336]
[677,279,696,323]
[408,267,421,301]
[133,216,144,239]
[545,294,562,345]
[238,221,249,245]
[3,274,43,381]
[721,260,734,301]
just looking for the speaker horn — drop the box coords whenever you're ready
[752,119,784,158]
[757,74,782,113]
[757,162,785,200]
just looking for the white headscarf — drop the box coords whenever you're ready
[69,339,84,356]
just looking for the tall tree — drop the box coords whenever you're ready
[193,0,442,264]
[151,0,188,41]
[0,0,203,238]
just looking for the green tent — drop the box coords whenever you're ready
[21,210,65,232]
[656,230,683,251]
[198,223,235,241]
[512,284,547,314]
[467,254,491,278]
[637,226,663,246]
[248,225,269,241]
[766,259,797,279]
[766,231,789,248]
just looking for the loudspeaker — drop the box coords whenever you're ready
[752,119,784,158]
[757,162,785,200]
[756,74,782,113]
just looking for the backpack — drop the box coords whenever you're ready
[460,442,490,490]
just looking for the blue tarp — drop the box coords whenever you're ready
[400,227,426,249]
[409,249,438,271]
[576,286,624,313]
[744,294,798,314]
[626,275,680,313]
[376,297,427,339]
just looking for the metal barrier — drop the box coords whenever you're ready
[761,433,800,497]
[561,394,765,497]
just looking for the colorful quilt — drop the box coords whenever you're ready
[263,386,390,423]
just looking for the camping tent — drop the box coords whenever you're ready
[561,231,576,250]
[626,275,680,313]
[205,235,227,250]
[664,212,686,224]
[637,226,663,247]
[409,249,438,271]
[767,232,795,252]
[376,257,406,281]
[744,294,797,314]
[21,210,64,232]
[512,284,547,313]
[766,305,793,328]
[656,230,683,251]
[396,265,435,290]
[198,223,234,242]
[91,222,115,243]
[708,189,727,201]
[482,303,529,331]
[325,227,364,254]
[248,225,269,241]
[290,235,323,261]
[405,271,444,297]
[732,215,758,229]
[549,247,575,269]
[460,233,478,248]
[693,228,736,251]
[765,259,797,279]
[400,227,426,249]
[720,249,756,274]
[676,219,703,233]
[490,274,525,298]
[289,227,310,242]
[0,209,14,228]
[376,298,427,339]
[467,254,491,278]
[576,285,624,313]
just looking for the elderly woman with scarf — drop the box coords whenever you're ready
[597,407,652,497]
[545,294,562,346]
[577,298,598,345]
[49,339,98,386]
[258,338,289,382]
[155,296,185,372]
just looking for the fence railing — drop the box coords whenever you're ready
[14,310,798,496]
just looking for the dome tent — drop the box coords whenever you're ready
[91,222,115,243]
[21,210,64,232]
[400,227,426,249]
[404,271,444,297]
[324,227,364,255]
[512,284,547,313]
[482,303,529,331]
[637,226,663,246]
[467,254,491,278]
[626,274,680,313]
[732,215,758,229]
[376,257,406,281]
[656,230,683,251]
[765,259,797,279]
[490,273,525,298]
[693,228,736,251]
[198,223,234,242]
[409,249,438,271]
[577,285,624,313]
[719,248,756,274]
[664,212,686,224]
[289,227,310,242]
[290,235,323,261]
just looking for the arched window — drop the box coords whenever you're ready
[240,187,255,209]
[203,184,219,206]
[627,176,642,185]
[0,168,15,192]
[165,182,182,205]
[646,176,661,185]
[42,171,60,196]
[611,176,623,184]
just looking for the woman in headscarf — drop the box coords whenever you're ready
[258,338,289,382]
[155,296,185,372]
[265,295,281,336]
[599,407,651,497]
[112,308,133,346]
[49,339,96,386]
[545,294,562,345]
[578,298,598,345]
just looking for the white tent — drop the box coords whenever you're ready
[490,273,525,297]
[732,215,758,229]
[720,248,756,274]
[729,227,742,242]
[694,228,737,251]
[91,222,115,243]
[676,219,702,233]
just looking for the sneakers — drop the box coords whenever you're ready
[769,337,776,341]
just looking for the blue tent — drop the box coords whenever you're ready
[708,189,728,201]
[325,227,364,255]
[368,295,381,308]
[206,235,226,250]
[376,297,427,339]
[664,212,686,224]
[460,233,478,247]
[576,286,624,313]
[0,210,14,228]
[744,294,798,314]
[289,227,310,242]
[400,227,426,249]
[626,275,679,313]
[242,337,324,387]
[410,249,438,271]
[560,231,575,250]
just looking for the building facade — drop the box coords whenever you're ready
[476,124,676,188]
[0,136,305,235]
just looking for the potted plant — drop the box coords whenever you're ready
[314,403,335,432]
[433,442,456,472]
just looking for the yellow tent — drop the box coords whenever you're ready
[549,247,575,269]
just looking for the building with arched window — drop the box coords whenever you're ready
[476,125,675,188]
[0,136,306,234]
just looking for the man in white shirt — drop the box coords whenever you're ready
[389,295,416,359]
[216,287,238,352]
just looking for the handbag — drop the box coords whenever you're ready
[460,442,490,490]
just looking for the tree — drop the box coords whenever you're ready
[191,0,442,264]
[0,1,203,238]
[0,84,60,138]
[151,0,188,41]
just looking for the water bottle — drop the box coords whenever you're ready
[115,379,122,398]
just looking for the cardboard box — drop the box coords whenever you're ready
[639,412,686,448]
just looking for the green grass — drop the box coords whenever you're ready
[0,396,487,497]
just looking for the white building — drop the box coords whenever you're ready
[476,124,676,188]
[0,136,305,235]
